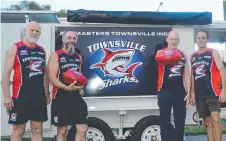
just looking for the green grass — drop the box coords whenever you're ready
[185,118,226,135]
[1,138,55,141]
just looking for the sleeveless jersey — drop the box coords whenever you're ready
[52,49,82,99]
[13,41,46,99]
[157,48,186,93]
[191,48,221,98]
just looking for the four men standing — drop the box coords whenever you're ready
[2,21,226,141]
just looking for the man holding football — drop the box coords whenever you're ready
[48,29,88,141]
[156,30,191,141]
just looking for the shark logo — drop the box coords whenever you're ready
[90,48,142,77]
[170,64,182,74]
[26,61,43,72]
[195,64,206,75]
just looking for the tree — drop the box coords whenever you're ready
[2,0,51,10]
[57,9,67,17]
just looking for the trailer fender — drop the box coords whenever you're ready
[67,117,115,141]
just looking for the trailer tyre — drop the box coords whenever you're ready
[131,115,173,141]
[67,117,115,141]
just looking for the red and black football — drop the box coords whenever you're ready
[63,68,87,86]
[155,48,182,65]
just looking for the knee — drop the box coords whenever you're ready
[57,128,67,136]
[31,127,43,135]
[12,127,25,136]
[76,124,88,134]
[204,117,213,128]
[212,116,221,125]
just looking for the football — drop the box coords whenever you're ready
[155,48,182,65]
[63,68,87,86]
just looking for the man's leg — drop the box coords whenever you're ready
[75,124,88,141]
[157,92,174,141]
[56,126,68,141]
[206,98,222,141]
[203,116,214,141]
[172,94,186,141]
[211,112,222,141]
[30,121,43,141]
[196,98,214,141]
[10,123,26,141]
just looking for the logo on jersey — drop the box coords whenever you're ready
[169,64,183,77]
[195,64,205,75]
[192,57,196,62]
[26,60,44,77]
[20,50,28,56]
[90,48,143,90]
[60,57,66,62]
[194,64,206,80]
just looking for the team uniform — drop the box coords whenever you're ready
[8,41,47,124]
[191,48,221,117]
[157,48,186,141]
[51,49,88,127]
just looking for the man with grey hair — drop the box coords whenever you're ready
[2,21,50,141]
[48,29,88,141]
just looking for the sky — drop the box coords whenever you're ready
[1,0,225,20]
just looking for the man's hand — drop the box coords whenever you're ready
[4,95,14,111]
[65,81,83,91]
[79,89,84,96]
[219,91,226,103]
[45,94,51,105]
[190,93,196,106]
[184,94,190,109]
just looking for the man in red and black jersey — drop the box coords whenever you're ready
[157,31,191,141]
[190,30,226,141]
[2,21,50,141]
[48,29,88,141]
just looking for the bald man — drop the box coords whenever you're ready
[2,21,50,141]
[156,31,191,141]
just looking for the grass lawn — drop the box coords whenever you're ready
[185,118,226,135]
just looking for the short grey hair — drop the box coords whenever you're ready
[62,29,78,41]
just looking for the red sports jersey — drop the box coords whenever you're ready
[12,41,46,99]
[52,49,82,99]
[157,48,186,92]
[191,48,221,98]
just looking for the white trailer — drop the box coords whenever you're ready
[1,11,226,141]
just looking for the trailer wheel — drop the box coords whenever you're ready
[131,115,173,141]
[67,117,115,141]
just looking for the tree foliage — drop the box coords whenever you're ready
[57,9,67,17]
[2,0,67,17]
[3,0,51,11]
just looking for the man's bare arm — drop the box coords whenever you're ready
[47,52,68,90]
[2,45,17,97]
[44,65,49,95]
[183,56,191,109]
[2,45,17,110]
[183,56,191,94]
[213,50,226,101]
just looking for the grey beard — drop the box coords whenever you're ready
[65,45,75,54]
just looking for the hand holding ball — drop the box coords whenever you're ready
[63,68,87,86]
[155,48,182,65]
